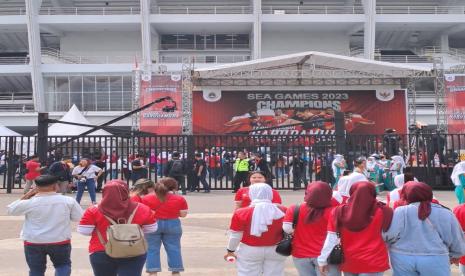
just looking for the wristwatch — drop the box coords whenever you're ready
[226,249,235,253]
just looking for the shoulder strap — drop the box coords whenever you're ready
[78,166,89,175]
[127,205,139,224]
[101,205,139,225]
[292,204,301,228]
[96,229,106,247]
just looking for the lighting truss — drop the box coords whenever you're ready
[181,60,194,135]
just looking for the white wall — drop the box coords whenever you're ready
[261,31,350,57]
[60,31,142,57]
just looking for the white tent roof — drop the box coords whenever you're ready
[48,104,112,136]
[0,123,21,136]
[194,51,431,79]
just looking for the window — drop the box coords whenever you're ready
[44,75,133,112]
[176,34,194,49]
[160,34,250,50]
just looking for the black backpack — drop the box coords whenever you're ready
[169,160,184,176]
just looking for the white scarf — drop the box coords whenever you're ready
[451,161,465,187]
[391,155,406,171]
[336,175,352,197]
[249,183,284,237]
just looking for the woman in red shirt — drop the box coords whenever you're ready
[225,183,287,276]
[77,180,157,276]
[318,181,393,276]
[283,181,340,276]
[234,171,282,209]
[141,178,188,275]
[129,178,155,203]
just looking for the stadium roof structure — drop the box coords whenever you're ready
[192,51,435,87]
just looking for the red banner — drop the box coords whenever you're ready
[445,74,465,134]
[139,74,183,135]
[193,90,406,135]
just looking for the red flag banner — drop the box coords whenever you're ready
[445,74,465,134]
[139,74,183,134]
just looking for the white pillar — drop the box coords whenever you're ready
[362,0,376,60]
[439,34,449,52]
[252,0,261,59]
[140,0,152,71]
[152,30,159,63]
[25,0,45,112]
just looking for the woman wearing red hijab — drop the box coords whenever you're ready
[318,181,393,276]
[283,181,340,276]
[78,180,157,276]
[385,181,465,276]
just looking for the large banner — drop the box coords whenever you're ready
[139,74,182,135]
[445,74,465,134]
[193,90,406,135]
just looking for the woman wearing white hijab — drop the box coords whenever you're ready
[225,183,286,276]
[386,172,417,207]
[331,154,346,187]
[452,161,465,204]
[383,155,405,191]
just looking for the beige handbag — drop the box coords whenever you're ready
[96,206,148,258]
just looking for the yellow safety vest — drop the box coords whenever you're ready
[235,158,249,172]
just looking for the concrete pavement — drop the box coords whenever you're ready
[0,189,461,275]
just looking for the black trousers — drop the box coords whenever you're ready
[172,175,186,195]
[233,171,249,192]
[293,173,302,190]
[192,174,210,192]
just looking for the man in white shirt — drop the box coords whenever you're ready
[72,158,103,205]
[7,174,83,276]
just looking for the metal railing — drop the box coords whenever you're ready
[41,48,139,64]
[160,55,251,63]
[39,6,140,15]
[0,103,34,112]
[0,56,29,65]
[0,93,33,102]
[153,5,253,14]
[376,6,465,14]
[375,55,433,63]
[0,133,462,191]
[0,7,26,15]
[262,5,364,14]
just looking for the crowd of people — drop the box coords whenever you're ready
[6,150,465,276]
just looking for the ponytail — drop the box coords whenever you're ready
[155,177,179,202]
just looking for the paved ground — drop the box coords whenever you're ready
[0,189,462,276]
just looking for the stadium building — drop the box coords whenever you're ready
[0,0,464,134]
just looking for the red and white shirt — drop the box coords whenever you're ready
[284,204,333,258]
[453,204,465,265]
[235,187,282,208]
[230,205,286,247]
[77,204,157,254]
[141,193,188,220]
[328,208,390,273]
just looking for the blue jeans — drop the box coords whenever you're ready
[75,178,96,204]
[24,243,71,276]
[389,251,450,276]
[344,273,383,276]
[90,251,146,276]
[145,218,184,272]
[111,169,118,179]
[293,257,340,276]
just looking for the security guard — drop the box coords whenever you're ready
[232,151,250,193]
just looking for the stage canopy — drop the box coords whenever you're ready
[0,124,21,136]
[47,104,112,136]
[193,51,434,85]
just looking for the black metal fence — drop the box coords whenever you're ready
[0,133,463,192]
